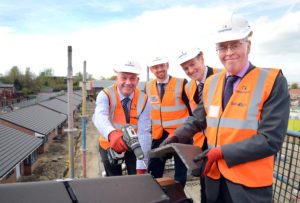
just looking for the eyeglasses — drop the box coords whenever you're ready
[216,39,248,54]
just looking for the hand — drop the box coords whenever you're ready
[193,147,223,176]
[108,130,128,153]
[136,169,147,175]
[159,133,179,147]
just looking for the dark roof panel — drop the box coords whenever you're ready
[56,94,82,107]
[0,124,43,178]
[0,105,67,135]
[38,99,75,115]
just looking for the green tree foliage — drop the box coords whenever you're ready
[106,75,116,80]
[22,67,35,94]
[13,79,22,91]
[291,83,299,89]
[74,72,83,87]
[7,66,22,83]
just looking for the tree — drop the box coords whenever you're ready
[74,72,83,86]
[23,67,34,87]
[39,68,54,77]
[7,66,22,83]
[14,79,22,91]
[106,75,116,80]
[291,83,299,89]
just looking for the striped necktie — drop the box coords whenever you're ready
[195,82,204,104]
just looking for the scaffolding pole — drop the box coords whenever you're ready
[81,60,87,178]
[65,46,76,178]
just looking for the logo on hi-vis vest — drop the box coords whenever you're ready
[236,85,251,94]
[150,95,159,103]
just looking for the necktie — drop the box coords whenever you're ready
[194,82,204,104]
[159,83,166,100]
[122,97,130,123]
[222,75,239,109]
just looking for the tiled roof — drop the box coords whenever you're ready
[289,89,300,95]
[0,124,43,178]
[0,105,67,135]
[56,94,82,107]
[0,82,14,88]
[38,99,75,115]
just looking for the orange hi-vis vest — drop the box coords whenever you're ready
[98,84,148,150]
[146,77,189,140]
[203,67,279,187]
[185,68,221,147]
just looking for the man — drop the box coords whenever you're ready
[162,13,290,202]
[145,56,192,187]
[177,48,220,202]
[93,61,151,176]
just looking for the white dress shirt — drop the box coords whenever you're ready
[92,86,152,169]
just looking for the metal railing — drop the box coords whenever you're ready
[273,130,300,203]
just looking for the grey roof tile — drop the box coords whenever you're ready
[38,99,75,115]
[0,124,43,178]
[56,94,82,107]
[0,105,67,135]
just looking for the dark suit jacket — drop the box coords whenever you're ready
[174,63,290,202]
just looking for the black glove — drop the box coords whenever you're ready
[192,149,209,177]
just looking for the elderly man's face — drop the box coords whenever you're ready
[216,38,251,75]
[116,72,139,97]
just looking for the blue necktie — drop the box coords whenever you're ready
[222,76,239,109]
[122,97,130,123]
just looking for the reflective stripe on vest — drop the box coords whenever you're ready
[186,68,221,112]
[203,67,279,187]
[146,77,189,139]
[185,68,221,146]
[98,84,147,149]
[206,69,269,130]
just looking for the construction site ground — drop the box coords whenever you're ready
[18,100,201,203]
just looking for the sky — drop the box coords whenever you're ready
[0,0,299,83]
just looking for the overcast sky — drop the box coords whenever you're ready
[0,0,299,82]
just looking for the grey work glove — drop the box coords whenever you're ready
[192,149,209,177]
[159,133,179,147]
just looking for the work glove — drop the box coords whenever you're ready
[136,169,147,175]
[193,147,223,177]
[159,133,179,147]
[108,130,128,153]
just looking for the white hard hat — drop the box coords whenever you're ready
[147,56,169,67]
[114,60,141,74]
[177,48,202,65]
[215,13,252,44]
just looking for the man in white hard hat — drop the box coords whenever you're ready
[175,48,220,202]
[162,13,290,202]
[145,56,192,188]
[93,61,152,176]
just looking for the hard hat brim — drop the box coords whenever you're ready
[215,29,252,44]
